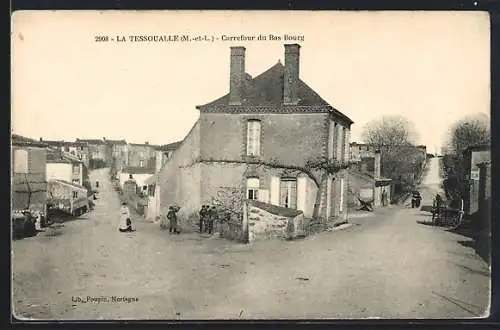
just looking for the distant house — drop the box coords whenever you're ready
[11,135,48,218]
[117,166,156,193]
[153,44,354,228]
[105,139,129,172]
[128,142,156,169]
[46,149,85,185]
[41,139,90,169]
[153,141,182,172]
[348,150,392,207]
[76,138,108,169]
[462,144,490,218]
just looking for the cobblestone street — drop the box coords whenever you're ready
[12,166,490,320]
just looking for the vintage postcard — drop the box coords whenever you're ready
[11,10,491,320]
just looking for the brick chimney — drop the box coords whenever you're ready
[229,46,246,105]
[284,44,301,105]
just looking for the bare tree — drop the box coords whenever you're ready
[361,115,421,181]
[443,113,490,199]
[448,113,490,155]
[362,115,418,148]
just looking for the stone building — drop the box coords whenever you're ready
[153,44,354,229]
[462,144,491,222]
[11,135,48,218]
[75,138,108,169]
[127,142,156,169]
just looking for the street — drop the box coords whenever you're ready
[12,162,490,320]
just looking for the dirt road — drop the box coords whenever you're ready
[12,168,490,320]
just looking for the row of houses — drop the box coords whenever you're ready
[11,135,90,220]
[41,137,181,176]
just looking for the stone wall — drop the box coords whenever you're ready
[246,200,306,242]
[158,120,201,231]
[199,112,328,167]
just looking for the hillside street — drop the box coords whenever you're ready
[12,159,490,320]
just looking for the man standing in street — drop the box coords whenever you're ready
[199,205,208,233]
[207,206,217,235]
[167,206,179,234]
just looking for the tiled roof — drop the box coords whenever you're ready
[121,167,156,174]
[463,144,490,153]
[12,134,48,148]
[76,138,105,145]
[106,139,127,145]
[196,62,354,124]
[61,152,83,163]
[155,141,182,151]
[129,143,154,147]
[49,179,87,191]
[46,149,82,163]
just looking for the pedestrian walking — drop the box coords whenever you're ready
[199,205,208,233]
[118,202,135,232]
[432,193,443,220]
[167,206,180,234]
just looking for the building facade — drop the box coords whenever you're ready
[76,138,108,169]
[106,139,129,172]
[46,149,84,185]
[11,135,48,218]
[128,143,156,169]
[462,144,491,218]
[154,44,353,227]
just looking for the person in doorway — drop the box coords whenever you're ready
[95,180,99,188]
[381,189,388,207]
[118,202,135,232]
[199,205,208,233]
[167,206,179,234]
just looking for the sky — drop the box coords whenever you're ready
[12,11,490,153]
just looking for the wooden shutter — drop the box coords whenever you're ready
[289,180,297,209]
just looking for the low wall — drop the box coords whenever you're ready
[246,200,306,243]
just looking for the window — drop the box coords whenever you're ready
[246,177,260,200]
[139,160,144,168]
[280,178,297,209]
[72,191,78,199]
[246,120,261,156]
[72,179,80,184]
[148,184,155,197]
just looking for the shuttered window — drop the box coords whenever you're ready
[246,177,260,200]
[246,120,261,156]
[280,178,297,209]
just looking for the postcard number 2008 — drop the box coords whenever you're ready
[95,36,110,42]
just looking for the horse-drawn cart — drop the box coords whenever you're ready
[420,197,464,231]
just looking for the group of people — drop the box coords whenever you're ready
[118,202,219,235]
[199,205,218,234]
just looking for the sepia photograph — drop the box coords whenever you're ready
[11,10,491,320]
